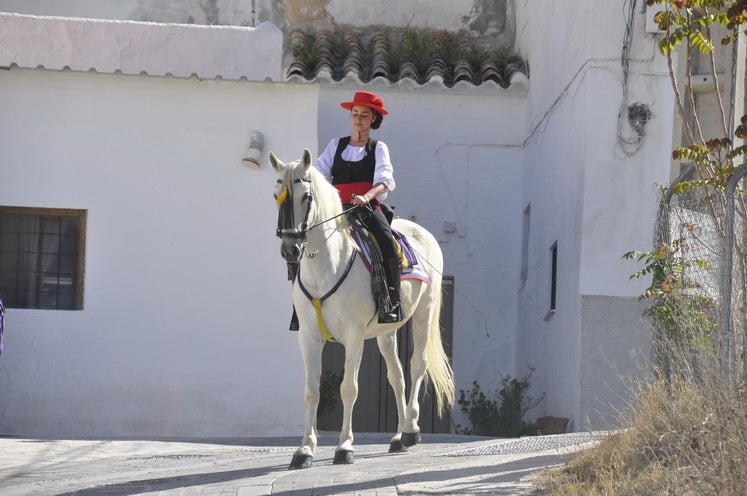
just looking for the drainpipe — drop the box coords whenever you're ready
[252,0,256,27]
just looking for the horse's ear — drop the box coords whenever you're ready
[301,148,312,171]
[268,151,283,173]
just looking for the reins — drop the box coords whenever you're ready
[304,204,361,233]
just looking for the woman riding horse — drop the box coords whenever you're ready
[313,91,402,323]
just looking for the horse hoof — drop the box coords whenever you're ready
[288,453,313,470]
[333,450,354,464]
[388,439,409,453]
[401,432,421,448]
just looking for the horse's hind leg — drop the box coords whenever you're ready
[401,310,431,448]
[334,337,364,464]
[289,331,324,470]
[376,333,409,453]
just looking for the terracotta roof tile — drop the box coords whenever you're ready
[286,29,528,89]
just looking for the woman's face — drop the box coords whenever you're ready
[350,105,376,133]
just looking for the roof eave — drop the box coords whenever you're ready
[0,13,283,82]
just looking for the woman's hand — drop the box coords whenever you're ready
[350,194,369,206]
[351,183,387,206]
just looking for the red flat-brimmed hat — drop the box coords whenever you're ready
[340,91,388,115]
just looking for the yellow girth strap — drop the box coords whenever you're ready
[395,239,408,269]
[312,298,336,342]
[296,251,357,343]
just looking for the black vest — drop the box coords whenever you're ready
[331,136,378,185]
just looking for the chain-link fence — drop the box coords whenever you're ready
[654,164,747,383]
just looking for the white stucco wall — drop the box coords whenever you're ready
[579,2,674,298]
[0,67,319,437]
[580,296,652,429]
[0,0,143,21]
[0,12,282,81]
[514,0,671,428]
[551,2,671,298]
[0,0,512,39]
[515,80,586,426]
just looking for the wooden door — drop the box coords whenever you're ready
[317,277,454,433]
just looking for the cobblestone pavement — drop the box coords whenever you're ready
[0,432,604,495]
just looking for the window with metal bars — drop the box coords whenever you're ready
[0,206,86,310]
[550,241,558,312]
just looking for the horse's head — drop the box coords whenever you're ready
[269,149,314,269]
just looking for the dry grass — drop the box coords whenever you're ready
[533,342,747,495]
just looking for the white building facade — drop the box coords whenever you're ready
[0,0,672,437]
[0,13,320,437]
[513,0,671,427]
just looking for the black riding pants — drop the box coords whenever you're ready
[347,205,397,260]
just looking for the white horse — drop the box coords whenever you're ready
[269,149,455,469]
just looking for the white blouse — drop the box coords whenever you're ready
[314,138,395,200]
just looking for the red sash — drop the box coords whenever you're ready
[334,182,373,204]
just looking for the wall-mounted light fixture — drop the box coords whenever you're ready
[242,131,264,168]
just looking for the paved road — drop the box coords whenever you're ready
[0,432,604,495]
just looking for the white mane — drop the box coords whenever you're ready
[284,158,348,235]
[307,166,343,225]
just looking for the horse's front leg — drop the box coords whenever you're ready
[334,337,364,464]
[376,333,409,453]
[289,331,324,470]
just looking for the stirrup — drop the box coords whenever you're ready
[378,303,402,324]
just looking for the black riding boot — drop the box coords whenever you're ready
[379,257,402,323]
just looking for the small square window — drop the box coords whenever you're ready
[520,204,530,285]
[0,206,86,310]
[550,241,558,311]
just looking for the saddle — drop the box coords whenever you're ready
[349,221,431,325]
[349,226,430,283]
[287,207,431,332]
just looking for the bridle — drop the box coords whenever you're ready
[275,175,313,243]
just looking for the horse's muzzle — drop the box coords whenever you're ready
[281,238,303,265]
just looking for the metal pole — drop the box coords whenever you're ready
[722,27,747,380]
[722,163,747,379]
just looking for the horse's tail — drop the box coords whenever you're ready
[425,285,455,417]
